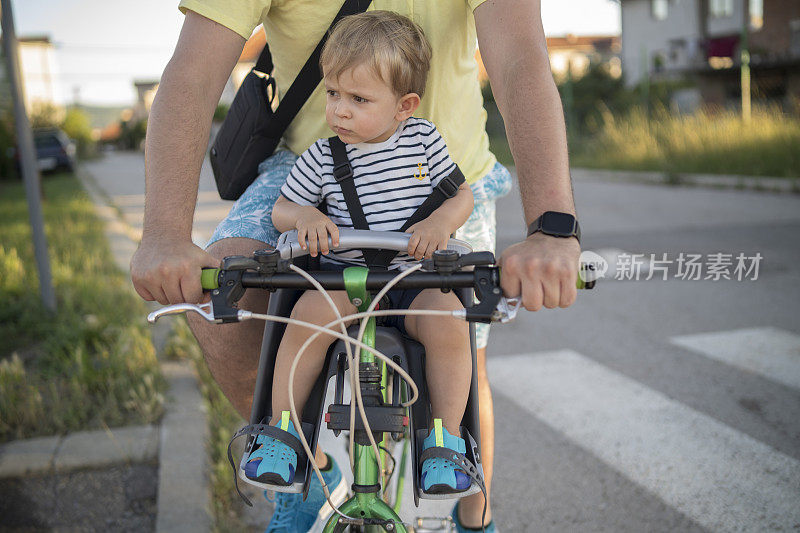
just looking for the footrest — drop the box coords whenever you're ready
[325,403,408,433]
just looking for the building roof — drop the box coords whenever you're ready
[546,34,620,52]
[18,35,52,45]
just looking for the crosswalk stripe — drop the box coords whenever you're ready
[671,327,800,390]
[488,350,800,532]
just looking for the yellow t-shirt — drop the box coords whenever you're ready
[178,0,496,184]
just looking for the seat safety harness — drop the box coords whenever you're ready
[328,135,466,269]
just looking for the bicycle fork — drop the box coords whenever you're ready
[324,268,407,533]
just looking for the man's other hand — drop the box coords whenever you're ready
[499,233,581,311]
[130,237,219,305]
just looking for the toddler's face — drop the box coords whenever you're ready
[324,63,410,144]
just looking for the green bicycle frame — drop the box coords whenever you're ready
[322,266,408,533]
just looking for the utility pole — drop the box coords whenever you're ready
[741,0,752,124]
[1,0,57,312]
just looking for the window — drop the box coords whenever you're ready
[651,0,668,21]
[709,0,734,18]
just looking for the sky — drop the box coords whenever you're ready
[7,0,620,107]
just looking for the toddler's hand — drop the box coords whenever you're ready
[295,207,339,256]
[405,219,452,260]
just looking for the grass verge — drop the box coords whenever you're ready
[0,173,164,442]
[163,317,251,533]
[569,106,800,178]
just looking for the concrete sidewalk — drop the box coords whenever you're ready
[77,166,213,532]
[571,167,800,194]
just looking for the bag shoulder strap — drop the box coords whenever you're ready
[264,0,373,138]
[328,136,466,270]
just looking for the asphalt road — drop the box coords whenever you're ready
[83,152,800,532]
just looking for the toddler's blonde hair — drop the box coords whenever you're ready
[320,10,432,98]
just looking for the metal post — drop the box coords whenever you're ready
[741,1,752,124]
[1,0,57,312]
[563,57,575,139]
[640,45,650,116]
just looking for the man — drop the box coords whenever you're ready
[131,1,581,531]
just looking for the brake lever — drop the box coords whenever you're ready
[147,302,218,324]
[146,302,254,324]
[492,296,522,323]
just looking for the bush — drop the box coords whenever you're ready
[62,107,97,159]
[0,108,17,180]
[29,102,61,129]
[570,105,800,177]
[213,103,230,122]
[118,118,148,151]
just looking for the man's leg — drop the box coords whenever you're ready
[457,346,494,528]
[186,236,328,467]
[186,237,266,417]
[453,161,513,528]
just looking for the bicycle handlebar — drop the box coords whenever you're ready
[275,228,474,259]
[149,231,595,325]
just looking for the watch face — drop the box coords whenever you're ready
[541,211,575,237]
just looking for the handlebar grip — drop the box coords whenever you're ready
[201,268,220,290]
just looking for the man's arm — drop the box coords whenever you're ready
[474,0,581,311]
[130,11,245,305]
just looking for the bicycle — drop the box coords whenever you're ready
[148,229,594,532]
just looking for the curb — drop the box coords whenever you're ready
[76,167,212,532]
[570,167,800,194]
[0,425,158,478]
[156,361,212,532]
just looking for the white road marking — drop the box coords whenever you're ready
[671,327,800,390]
[488,350,800,532]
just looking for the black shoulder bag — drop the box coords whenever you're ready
[209,0,372,200]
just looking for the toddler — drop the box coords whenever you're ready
[245,10,475,496]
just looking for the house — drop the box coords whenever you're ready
[229,27,621,97]
[0,35,64,114]
[620,0,800,106]
[546,34,622,81]
[132,80,159,122]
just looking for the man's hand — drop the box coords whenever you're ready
[405,216,452,260]
[295,207,339,257]
[499,233,581,311]
[130,237,219,305]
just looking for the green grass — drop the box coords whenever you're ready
[569,106,800,178]
[164,317,251,533]
[0,174,164,442]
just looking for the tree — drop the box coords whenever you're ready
[61,107,95,159]
[29,102,61,129]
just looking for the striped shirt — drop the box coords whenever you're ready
[280,117,457,269]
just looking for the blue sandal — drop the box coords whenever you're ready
[420,419,472,494]
[244,411,300,486]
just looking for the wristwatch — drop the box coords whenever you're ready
[526,211,581,243]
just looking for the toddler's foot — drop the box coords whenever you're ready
[244,411,300,486]
[420,419,471,494]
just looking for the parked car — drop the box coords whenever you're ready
[33,128,76,173]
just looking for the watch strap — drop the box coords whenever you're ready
[527,211,581,243]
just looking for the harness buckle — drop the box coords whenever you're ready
[436,174,460,198]
[333,161,353,182]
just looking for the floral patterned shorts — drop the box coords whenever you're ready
[208,150,513,348]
